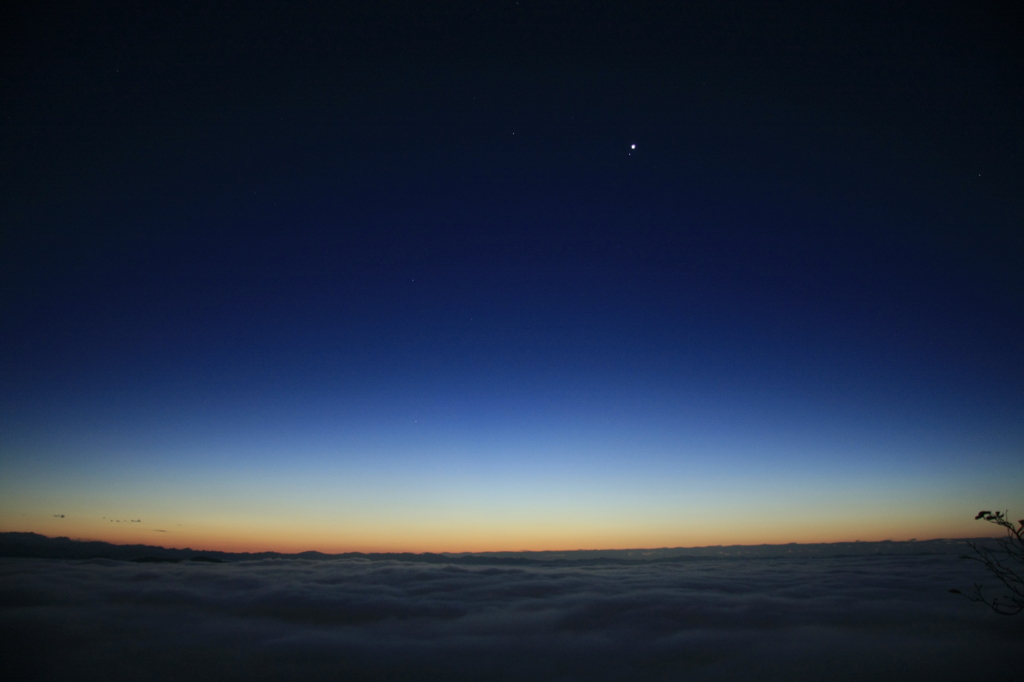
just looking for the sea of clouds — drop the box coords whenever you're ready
[1,551,1020,681]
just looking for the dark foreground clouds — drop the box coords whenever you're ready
[2,552,1021,681]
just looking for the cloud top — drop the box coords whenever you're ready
[2,548,1021,681]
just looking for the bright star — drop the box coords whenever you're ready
[630,144,636,149]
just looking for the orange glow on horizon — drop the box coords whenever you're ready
[0,515,997,555]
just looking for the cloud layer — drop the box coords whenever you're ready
[2,552,1021,681]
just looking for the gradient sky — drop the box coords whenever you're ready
[2,1,1022,552]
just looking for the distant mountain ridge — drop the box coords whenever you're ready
[0,532,456,564]
[0,532,974,565]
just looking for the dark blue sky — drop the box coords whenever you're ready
[2,1,1022,550]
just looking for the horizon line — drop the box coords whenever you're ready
[1,530,1001,559]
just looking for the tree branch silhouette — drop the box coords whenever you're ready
[950,510,1024,616]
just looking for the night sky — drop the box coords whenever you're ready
[2,1,1022,553]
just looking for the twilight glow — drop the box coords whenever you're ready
[2,1,1022,556]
